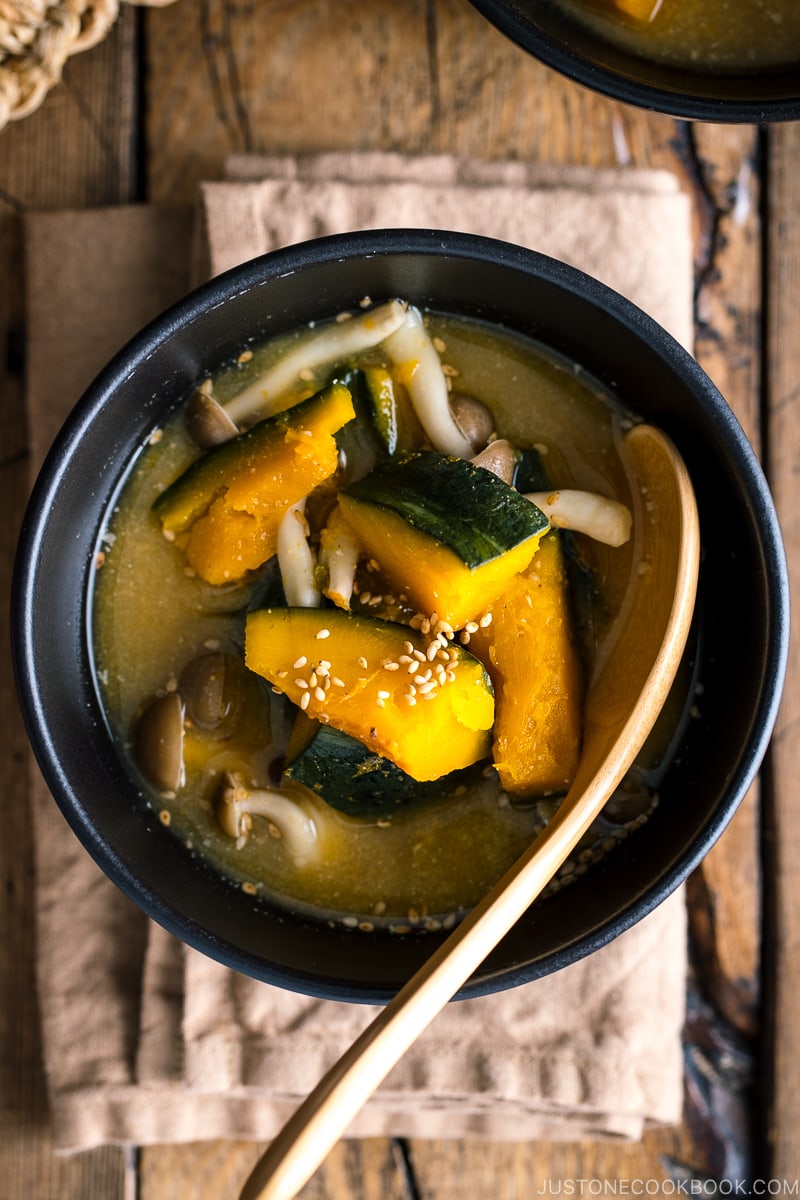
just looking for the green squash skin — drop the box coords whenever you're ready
[284,723,484,819]
[341,450,549,570]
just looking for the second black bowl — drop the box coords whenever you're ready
[470,0,800,122]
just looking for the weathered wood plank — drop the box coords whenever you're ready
[682,123,763,1040]
[144,0,689,206]
[0,11,139,1200]
[140,1138,411,1200]
[764,119,800,1182]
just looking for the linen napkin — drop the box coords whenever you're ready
[25,154,692,1155]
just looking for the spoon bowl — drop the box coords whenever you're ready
[238,421,701,1200]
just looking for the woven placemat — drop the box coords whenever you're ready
[0,0,177,131]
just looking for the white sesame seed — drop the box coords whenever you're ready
[404,694,417,706]
[426,642,439,661]
[315,628,331,639]
[465,621,479,634]
[375,697,385,708]
[413,648,426,662]
[357,656,369,669]
[295,678,309,689]
[377,690,390,700]
[276,668,288,678]
[479,613,493,627]
[300,691,310,710]
[332,677,345,688]
[314,686,326,702]
[417,680,437,694]
[383,661,400,671]
[407,660,419,674]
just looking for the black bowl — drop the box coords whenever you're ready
[469,0,800,122]
[12,229,789,1002]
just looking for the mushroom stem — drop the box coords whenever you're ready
[384,306,474,459]
[277,498,321,607]
[319,506,360,610]
[214,773,319,863]
[525,489,632,547]
[224,299,409,425]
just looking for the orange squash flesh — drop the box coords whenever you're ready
[337,452,549,629]
[337,497,545,631]
[469,533,583,796]
[245,607,494,781]
[153,383,355,585]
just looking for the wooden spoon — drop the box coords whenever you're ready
[238,422,700,1200]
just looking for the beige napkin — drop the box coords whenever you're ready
[25,154,692,1155]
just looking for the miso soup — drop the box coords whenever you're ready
[546,0,800,74]
[90,300,681,932]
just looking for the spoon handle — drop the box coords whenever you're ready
[238,774,621,1200]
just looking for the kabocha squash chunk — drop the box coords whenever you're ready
[284,722,480,819]
[469,533,583,796]
[153,382,355,584]
[338,450,549,629]
[245,607,494,781]
[361,366,425,455]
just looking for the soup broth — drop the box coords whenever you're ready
[91,304,675,931]
[547,0,800,73]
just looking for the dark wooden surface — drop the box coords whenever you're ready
[0,2,797,1196]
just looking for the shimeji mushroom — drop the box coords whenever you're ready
[214,772,321,864]
[132,691,185,793]
[277,498,321,608]
[383,305,474,459]
[471,438,518,485]
[185,379,239,448]
[450,393,495,453]
[319,506,360,610]
[525,488,632,547]
[223,299,409,425]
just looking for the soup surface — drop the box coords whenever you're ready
[547,0,800,73]
[90,302,677,931]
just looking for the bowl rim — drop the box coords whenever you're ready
[468,0,800,124]
[11,228,791,1000]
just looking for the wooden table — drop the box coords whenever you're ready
[1,3,798,1196]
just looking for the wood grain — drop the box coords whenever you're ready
[764,119,800,1182]
[140,1138,413,1200]
[0,11,139,1200]
[0,0,778,1195]
[682,123,763,1040]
